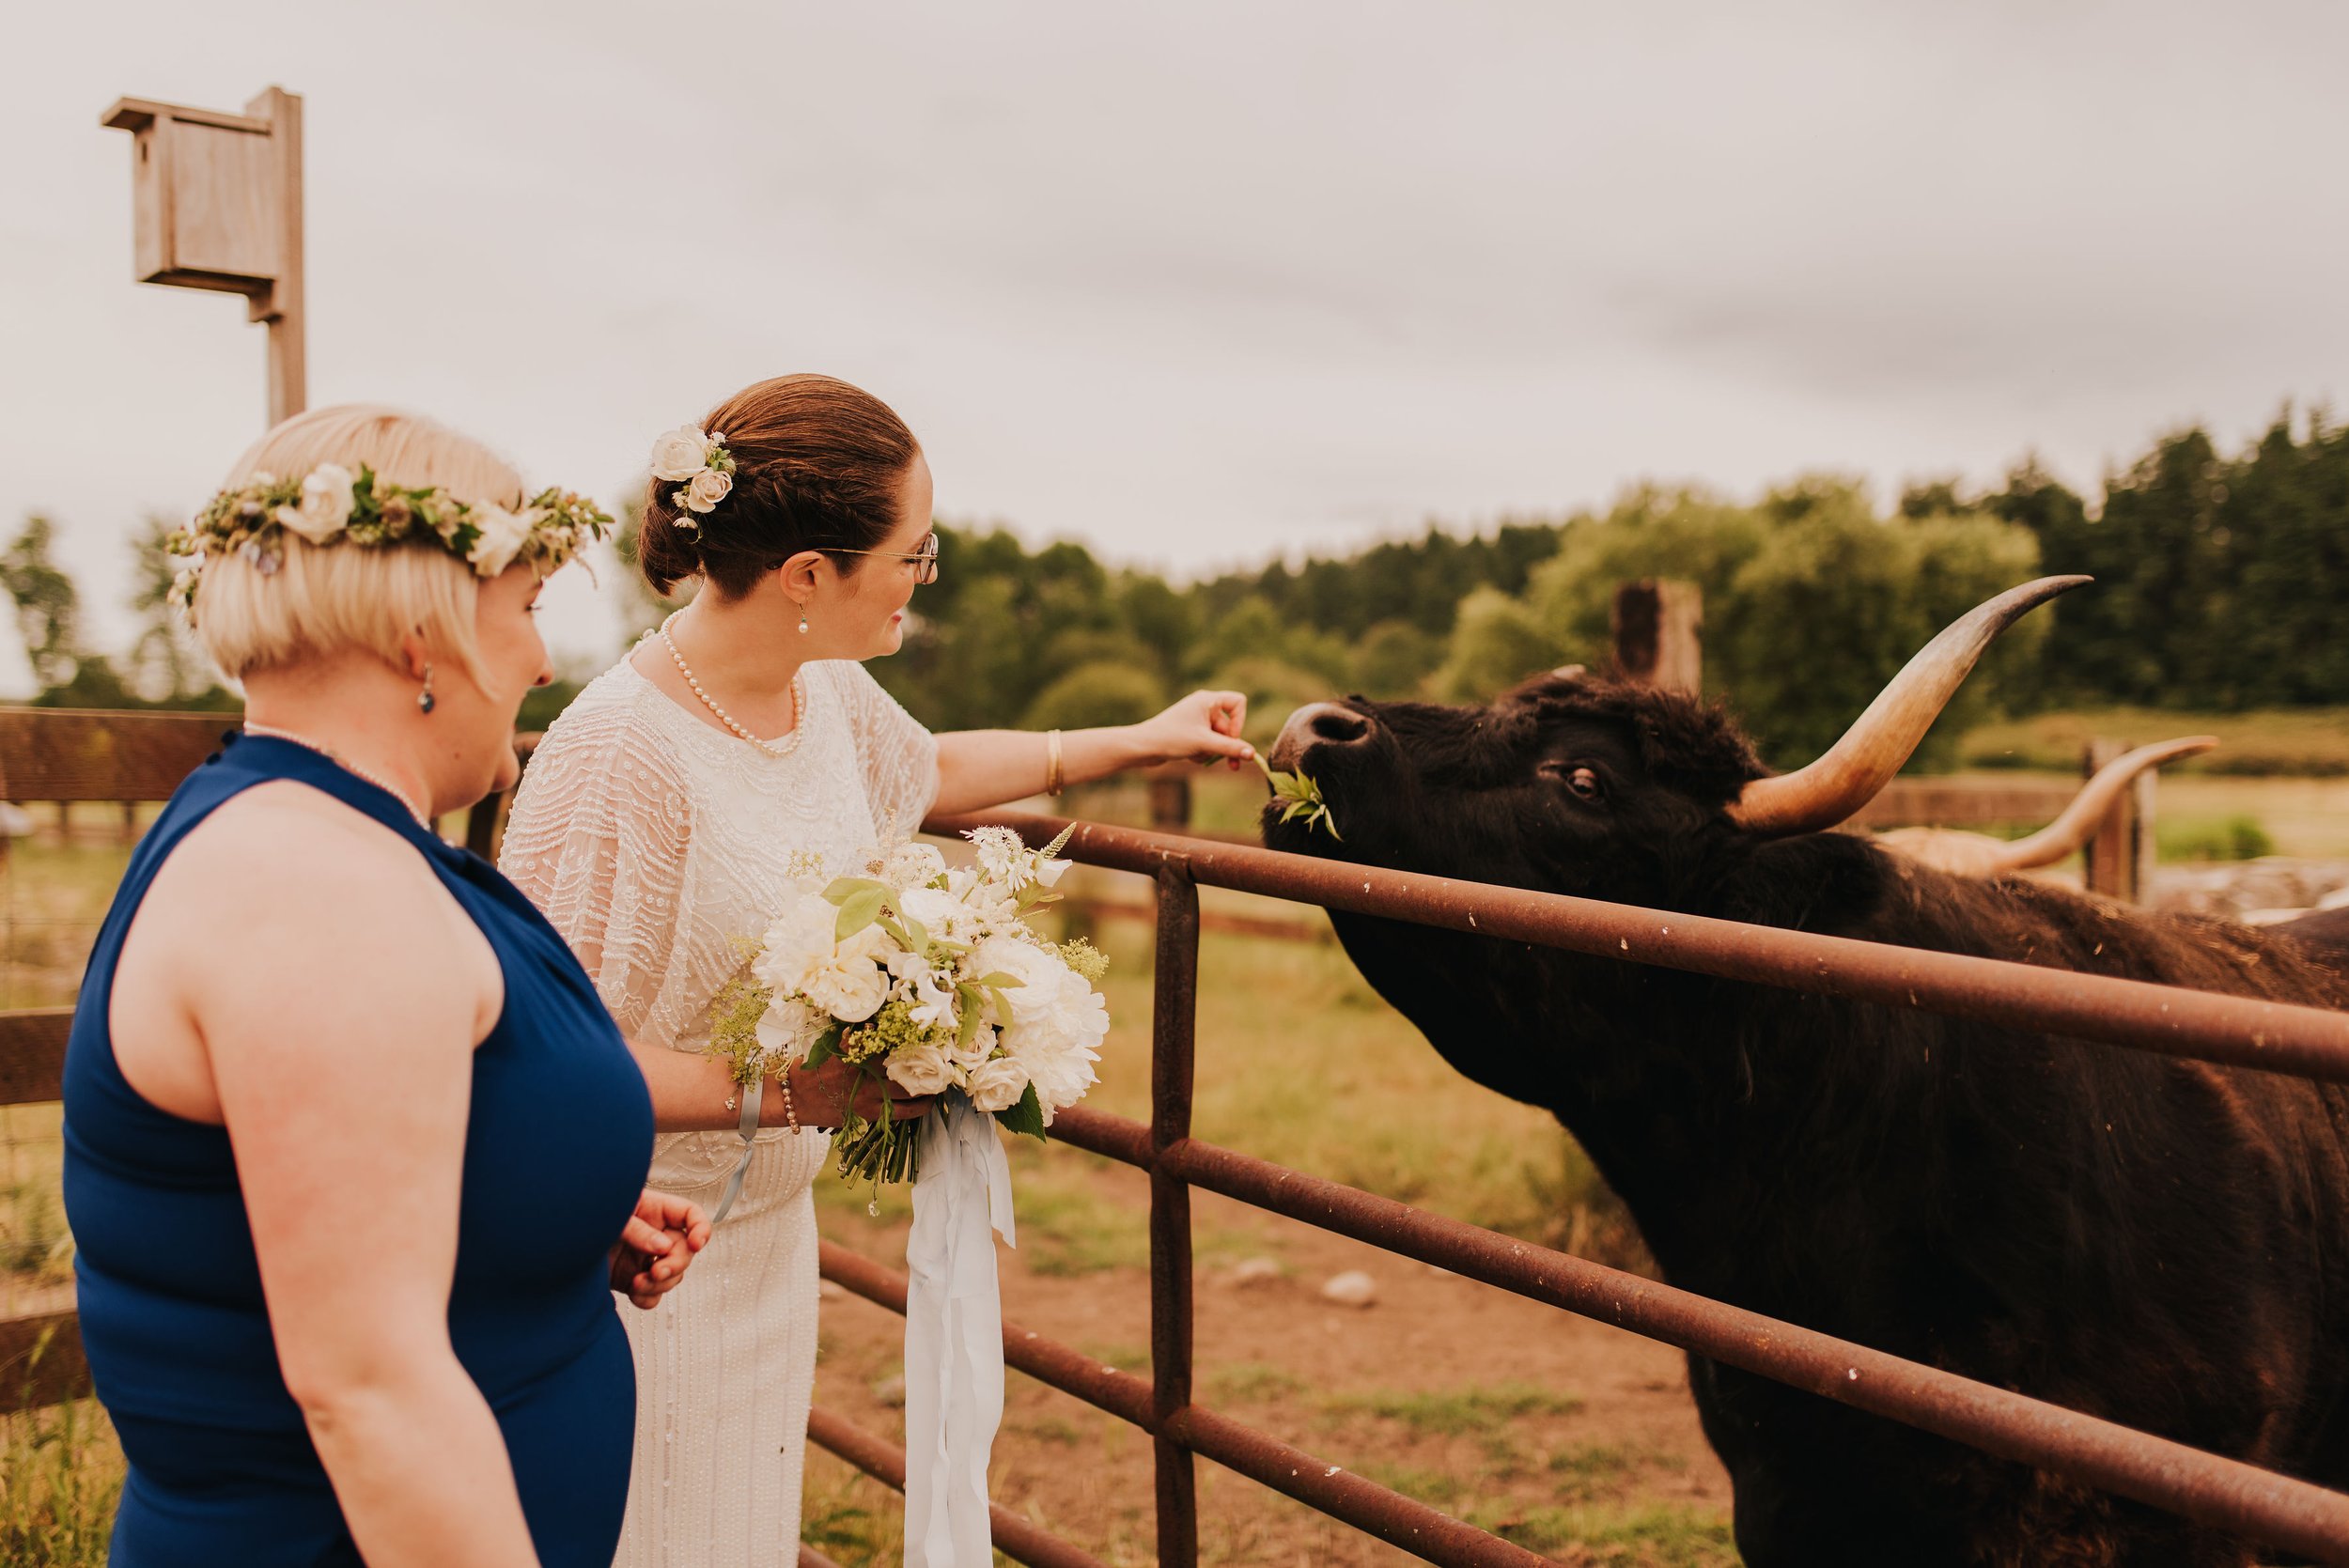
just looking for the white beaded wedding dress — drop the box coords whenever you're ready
[502,651,938,1566]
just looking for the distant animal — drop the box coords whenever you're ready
[1875,735,2217,877]
[1261,579,2349,1568]
[2279,904,2349,968]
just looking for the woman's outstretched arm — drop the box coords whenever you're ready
[930,689,1253,816]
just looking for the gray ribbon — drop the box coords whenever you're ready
[708,1083,762,1224]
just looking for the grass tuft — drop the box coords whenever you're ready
[1321,1381,1585,1438]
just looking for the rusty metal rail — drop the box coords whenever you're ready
[934,810,2349,1083]
[826,808,2349,1565]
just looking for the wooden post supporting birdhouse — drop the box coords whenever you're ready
[101,87,305,426]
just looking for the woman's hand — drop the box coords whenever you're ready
[1129,690,1253,770]
[611,1189,711,1310]
[786,1055,934,1131]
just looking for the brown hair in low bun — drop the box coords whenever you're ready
[638,373,921,598]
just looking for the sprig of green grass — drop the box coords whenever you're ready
[1253,753,1342,841]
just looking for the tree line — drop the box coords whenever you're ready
[7,409,2342,769]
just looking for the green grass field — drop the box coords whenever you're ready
[1961,706,2349,777]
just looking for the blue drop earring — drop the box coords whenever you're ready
[417,662,436,715]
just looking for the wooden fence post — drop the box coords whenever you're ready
[2082,738,2154,903]
[1611,580,1703,693]
[1147,770,1192,833]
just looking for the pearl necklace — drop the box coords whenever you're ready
[240,722,432,828]
[655,611,804,758]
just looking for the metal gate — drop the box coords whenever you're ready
[798,808,2349,1567]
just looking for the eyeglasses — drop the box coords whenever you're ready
[826,532,940,584]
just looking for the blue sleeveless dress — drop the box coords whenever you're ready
[62,732,655,1567]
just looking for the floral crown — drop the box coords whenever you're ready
[168,463,613,616]
[647,426,737,533]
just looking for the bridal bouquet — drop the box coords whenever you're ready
[708,825,1108,1198]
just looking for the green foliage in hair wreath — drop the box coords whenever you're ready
[167,465,613,613]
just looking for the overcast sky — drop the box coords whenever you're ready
[4,1,2343,693]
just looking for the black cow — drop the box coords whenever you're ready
[1261,579,2349,1568]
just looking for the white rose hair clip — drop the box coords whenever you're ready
[647,425,737,532]
[168,464,612,620]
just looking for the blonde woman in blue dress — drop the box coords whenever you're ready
[502,373,1252,1563]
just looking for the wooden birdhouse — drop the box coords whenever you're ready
[101,87,305,421]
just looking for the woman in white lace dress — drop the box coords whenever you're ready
[501,374,1252,1565]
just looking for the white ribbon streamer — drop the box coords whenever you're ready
[902,1096,1016,1566]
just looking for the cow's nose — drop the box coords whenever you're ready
[1303,704,1370,744]
[1272,702,1372,769]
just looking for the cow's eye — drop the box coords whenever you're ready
[1541,761,1606,802]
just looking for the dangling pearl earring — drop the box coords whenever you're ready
[798,613,810,635]
[418,662,437,715]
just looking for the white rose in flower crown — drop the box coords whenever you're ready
[467,503,537,577]
[284,464,354,544]
[965,1055,1031,1113]
[684,468,733,514]
[648,426,712,482]
[885,1038,961,1097]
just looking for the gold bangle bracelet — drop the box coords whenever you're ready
[1046,728,1065,797]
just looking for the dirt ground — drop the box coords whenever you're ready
[809,1169,1736,1566]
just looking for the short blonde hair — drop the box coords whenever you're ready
[194,405,524,685]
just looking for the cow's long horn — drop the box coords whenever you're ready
[1729,575,2091,836]
[1988,736,2217,870]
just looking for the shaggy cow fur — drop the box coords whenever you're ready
[1262,672,2349,1568]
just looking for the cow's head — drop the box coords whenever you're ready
[1261,576,2087,908]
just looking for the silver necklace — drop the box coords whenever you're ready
[241,722,431,827]
[655,611,804,758]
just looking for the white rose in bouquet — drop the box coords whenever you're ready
[885,1038,960,1096]
[965,1056,1031,1113]
[801,925,893,1022]
[754,894,844,996]
[754,996,824,1062]
[900,884,977,945]
[949,1021,998,1073]
[1002,971,1105,1123]
[965,935,1067,1025]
